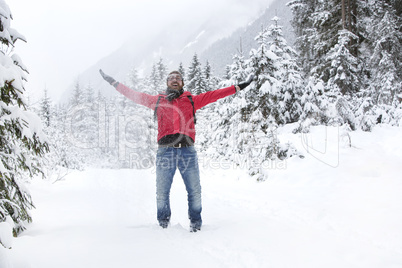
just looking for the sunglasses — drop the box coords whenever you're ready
[167,75,183,81]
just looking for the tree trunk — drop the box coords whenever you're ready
[348,0,352,32]
[342,0,346,29]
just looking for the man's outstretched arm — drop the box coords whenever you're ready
[193,74,255,110]
[99,69,159,109]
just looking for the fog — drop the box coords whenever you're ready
[9,0,273,102]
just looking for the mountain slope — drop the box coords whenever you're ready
[200,0,294,76]
[58,0,289,102]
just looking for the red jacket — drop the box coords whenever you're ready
[116,84,237,142]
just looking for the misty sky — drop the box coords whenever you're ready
[9,0,272,102]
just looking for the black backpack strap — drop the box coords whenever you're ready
[154,95,163,121]
[187,95,196,124]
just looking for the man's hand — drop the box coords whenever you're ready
[237,74,255,91]
[99,69,118,87]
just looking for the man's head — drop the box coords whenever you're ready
[166,71,184,90]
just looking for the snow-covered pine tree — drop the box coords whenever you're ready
[70,80,84,106]
[228,52,248,84]
[67,81,90,149]
[231,24,282,180]
[365,1,402,125]
[198,50,248,162]
[38,91,82,180]
[156,58,167,91]
[195,60,222,153]
[298,75,328,132]
[0,1,48,236]
[223,65,231,80]
[247,24,278,127]
[127,66,140,91]
[84,82,95,103]
[324,28,360,130]
[287,0,317,74]
[178,62,186,78]
[120,66,157,168]
[94,90,115,164]
[221,49,249,156]
[149,58,167,94]
[202,22,304,181]
[312,0,361,96]
[39,88,51,127]
[325,29,360,97]
[114,93,155,168]
[187,53,207,95]
[266,15,303,124]
[81,83,99,166]
[288,0,366,130]
[63,79,100,169]
[203,60,220,92]
[149,64,159,93]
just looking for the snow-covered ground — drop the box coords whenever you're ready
[2,125,402,268]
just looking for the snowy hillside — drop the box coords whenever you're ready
[57,0,278,103]
[200,0,294,76]
[2,125,402,268]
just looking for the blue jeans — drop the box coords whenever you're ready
[156,146,202,228]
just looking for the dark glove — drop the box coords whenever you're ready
[237,74,255,90]
[99,69,118,87]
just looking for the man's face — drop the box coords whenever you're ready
[167,74,184,90]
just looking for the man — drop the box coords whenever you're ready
[100,69,253,232]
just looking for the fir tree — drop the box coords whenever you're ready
[298,75,329,131]
[149,64,159,92]
[247,24,278,124]
[149,58,167,93]
[127,66,140,90]
[228,52,248,84]
[287,0,317,74]
[187,53,206,94]
[199,50,248,163]
[178,62,186,78]
[203,60,220,92]
[0,1,48,236]
[156,58,167,88]
[203,60,211,80]
[39,88,52,127]
[39,96,82,180]
[352,0,402,128]
[223,65,231,80]
[84,83,95,103]
[368,4,402,107]
[288,0,363,95]
[266,15,303,124]
[70,80,84,106]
